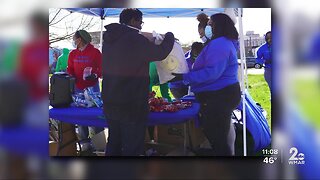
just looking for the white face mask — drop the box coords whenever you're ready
[201,36,207,43]
[205,25,213,39]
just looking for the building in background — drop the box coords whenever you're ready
[244,31,265,57]
[88,31,101,50]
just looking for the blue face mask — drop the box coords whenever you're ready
[205,25,213,39]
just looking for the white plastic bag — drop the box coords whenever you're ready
[153,32,189,84]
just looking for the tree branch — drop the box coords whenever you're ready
[49,9,99,45]
[49,12,72,26]
[49,9,61,25]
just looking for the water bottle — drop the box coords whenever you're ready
[72,94,88,107]
[83,67,92,80]
[83,90,95,107]
[84,87,103,108]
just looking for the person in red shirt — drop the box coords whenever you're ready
[67,30,102,92]
[67,30,103,151]
[18,13,48,102]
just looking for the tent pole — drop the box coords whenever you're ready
[100,18,103,52]
[238,8,247,156]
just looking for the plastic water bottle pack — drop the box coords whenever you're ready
[72,87,103,108]
[84,87,103,108]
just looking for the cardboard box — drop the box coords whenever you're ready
[155,120,206,149]
[52,122,78,156]
[91,129,108,152]
[49,141,58,156]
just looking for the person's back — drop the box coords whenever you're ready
[102,23,174,106]
[102,8,174,156]
[56,48,69,72]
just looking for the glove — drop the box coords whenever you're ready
[168,73,184,83]
[85,73,98,81]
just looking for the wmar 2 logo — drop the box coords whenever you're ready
[288,147,305,165]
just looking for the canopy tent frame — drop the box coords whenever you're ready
[237,8,248,156]
[63,8,249,156]
[65,8,227,51]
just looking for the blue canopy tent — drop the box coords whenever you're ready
[63,8,252,156]
[64,8,226,18]
[64,8,229,52]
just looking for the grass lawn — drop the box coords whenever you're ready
[247,74,271,128]
[153,74,272,128]
[293,79,320,129]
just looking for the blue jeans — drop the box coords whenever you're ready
[75,82,104,143]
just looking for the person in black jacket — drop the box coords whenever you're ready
[102,8,175,156]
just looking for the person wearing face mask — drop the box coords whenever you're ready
[197,13,210,45]
[169,13,241,156]
[102,8,175,156]
[67,30,104,152]
[256,31,272,96]
[67,30,102,92]
[167,14,208,100]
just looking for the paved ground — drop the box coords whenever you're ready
[247,68,264,75]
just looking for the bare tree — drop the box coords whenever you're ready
[49,9,99,45]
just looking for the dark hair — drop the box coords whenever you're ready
[265,31,271,40]
[31,12,48,31]
[191,42,204,55]
[119,8,143,25]
[197,13,209,30]
[74,31,81,39]
[210,13,239,40]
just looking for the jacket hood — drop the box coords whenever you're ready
[103,23,138,44]
[62,48,69,54]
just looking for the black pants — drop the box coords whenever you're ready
[103,102,148,156]
[196,83,241,156]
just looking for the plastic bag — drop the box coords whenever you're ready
[84,87,103,108]
[72,93,89,107]
[153,32,189,84]
[72,88,103,108]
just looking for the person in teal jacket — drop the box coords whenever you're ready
[55,48,70,72]
[149,61,172,102]
[1,41,20,76]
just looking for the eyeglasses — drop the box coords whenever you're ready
[138,20,144,26]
